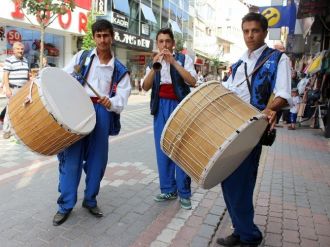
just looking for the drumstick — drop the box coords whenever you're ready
[73,65,101,98]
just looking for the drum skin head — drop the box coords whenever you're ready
[201,117,268,189]
[38,67,96,134]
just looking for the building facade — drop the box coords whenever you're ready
[97,0,193,87]
[0,0,90,68]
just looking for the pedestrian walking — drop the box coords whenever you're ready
[142,27,197,210]
[53,19,131,226]
[219,12,291,246]
[2,42,30,139]
[288,88,301,130]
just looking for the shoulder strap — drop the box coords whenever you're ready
[238,50,278,88]
[79,49,95,79]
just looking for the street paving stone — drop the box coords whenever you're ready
[1,95,329,247]
[210,127,330,247]
[0,95,226,247]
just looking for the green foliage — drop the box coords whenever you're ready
[211,57,225,68]
[14,0,75,68]
[16,0,75,26]
[82,12,96,50]
[174,33,184,53]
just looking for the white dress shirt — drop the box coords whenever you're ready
[144,54,197,85]
[223,44,291,105]
[64,49,131,114]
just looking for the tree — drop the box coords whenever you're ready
[14,0,75,69]
[174,33,184,53]
[81,12,96,50]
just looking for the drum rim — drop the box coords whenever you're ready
[199,113,267,189]
[37,67,96,135]
[160,80,220,151]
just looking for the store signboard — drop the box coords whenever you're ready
[93,0,107,16]
[0,0,90,34]
[141,23,149,36]
[111,12,129,29]
[114,29,153,51]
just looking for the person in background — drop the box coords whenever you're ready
[142,27,197,210]
[288,88,301,130]
[2,42,30,139]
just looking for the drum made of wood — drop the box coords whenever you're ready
[8,67,96,155]
[161,81,268,189]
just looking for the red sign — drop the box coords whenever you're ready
[9,2,89,33]
[195,58,204,65]
[138,55,145,65]
[7,30,22,45]
[75,0,92,10]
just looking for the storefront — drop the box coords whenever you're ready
[0,0,90,67]
[112,28,154,89]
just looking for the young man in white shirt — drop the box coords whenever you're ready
[53,19,131,226]
[143,28,197,210]
[218,12,291,247]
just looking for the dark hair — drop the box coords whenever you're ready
[92,19,114,38]
[156,27,174,41]
[241,12,268,31]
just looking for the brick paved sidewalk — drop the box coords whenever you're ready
[211,127,330,247]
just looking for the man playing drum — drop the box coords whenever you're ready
[218,13,291,246]
[53,19,131,226]
[143,28,197,210]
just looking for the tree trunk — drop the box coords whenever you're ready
[39,25,45,70]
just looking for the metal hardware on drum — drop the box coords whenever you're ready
[73,65,101,98]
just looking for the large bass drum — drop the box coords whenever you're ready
[8,67,96,155]
[161,81,268,189]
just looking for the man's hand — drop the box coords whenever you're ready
[97,96,111,109]
[262,108,277,129]
[5,87,12,98]
[162,49,175,64]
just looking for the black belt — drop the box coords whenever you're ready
[9,83,22,89]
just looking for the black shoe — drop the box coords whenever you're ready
[217,233,240,246]
[240,239,263,247]
[53,211,71,226]
[240,243,261,247]
[82,202,103,217]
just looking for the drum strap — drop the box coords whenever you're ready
[238,50,277,89]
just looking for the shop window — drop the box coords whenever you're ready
[112,0,130,16]
[140,3,157,24]
[4,26,64,68]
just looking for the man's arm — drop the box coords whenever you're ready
[268,96,288,112]
[142,68,155,91]
[2,69,11,98]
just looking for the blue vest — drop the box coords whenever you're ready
[150,53,190,115]
[77,50,129,136]
[231,47,283,111]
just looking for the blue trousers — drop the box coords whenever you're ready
[154,98,191,199]
[56,104,110,213]
[221,145,263,244]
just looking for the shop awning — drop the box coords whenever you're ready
[169,20,182,34]
[297,0,330,18]
[112,0,130,16]
[140,3,157,24]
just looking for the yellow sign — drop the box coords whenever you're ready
[262,7,281,27]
